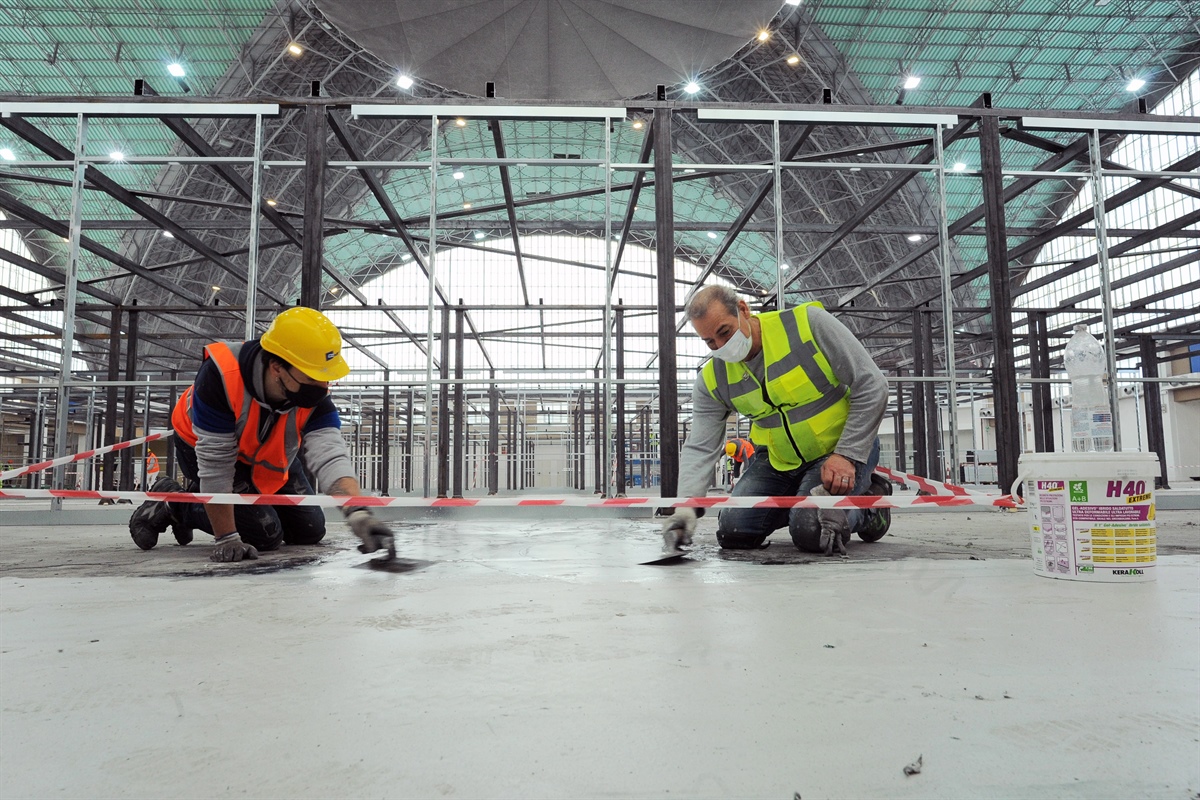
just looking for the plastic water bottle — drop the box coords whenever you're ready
[1063,324,1113,452]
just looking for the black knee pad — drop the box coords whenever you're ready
[716,530,769,550]
[284,520,327,546]
[789,509,823,553]
[236,508,284,552]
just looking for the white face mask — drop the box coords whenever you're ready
[711,310,752,362]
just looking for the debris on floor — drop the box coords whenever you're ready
[904,754,923,776]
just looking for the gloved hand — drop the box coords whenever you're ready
[810,487,849,557]
[210,531,259,563]
[345,507,395,555]
[660,506,698,552]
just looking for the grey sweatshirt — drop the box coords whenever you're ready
[674,305,887,499]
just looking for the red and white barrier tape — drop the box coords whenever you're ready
[0,430,170,482]
[0,487,1018,509]
[0,431,1019,509]
[872,465,988,497]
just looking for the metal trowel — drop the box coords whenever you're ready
[640,547,692,565]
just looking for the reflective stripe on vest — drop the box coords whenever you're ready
[702,303,850,470]
[170,342,313,494]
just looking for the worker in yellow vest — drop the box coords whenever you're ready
[662,285,892,554]
[128,307,395,562]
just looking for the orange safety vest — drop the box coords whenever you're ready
[730,438,755,463]
[171,342,315,494]
[146,452,160,473]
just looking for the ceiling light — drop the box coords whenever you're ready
[953,162,967,172]
[849,166,862,172]
[786,54,800,66]
[287,43,303,57]
[265,198,277,206]
[907,234,923,242]
[396,74,414,90]
[683,168,695,173]
[757,30,770,42]
[474,231,485,240]
[108,151,124,161]
[1126,77,1145,92]
[0,148,14,161]
[167,63,186,78]
[903,76,921,90]
[785,0,801,5]
[452,170,465,180]
[162,231,174,238]
[684,81,700,94]
[455,117,467,127]
[463,202,472,209]
[631,119,644,130]
[211,285,221,292]
[706,231,717,239]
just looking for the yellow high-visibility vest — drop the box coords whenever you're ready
[701,302,850,471]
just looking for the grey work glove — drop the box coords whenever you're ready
[660,506,698,552]
[810,487,849,557]
[210,531,259,563]
[345,507,395,555]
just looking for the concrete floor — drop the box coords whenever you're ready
[1,502,1198,799]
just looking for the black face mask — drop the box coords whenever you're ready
[284,379,329,408]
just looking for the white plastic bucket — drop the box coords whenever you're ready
[1018,452,1159,583]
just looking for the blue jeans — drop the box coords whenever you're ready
[171,435,327,551]
[716,438,881,550]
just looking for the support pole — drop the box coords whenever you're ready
[593,368,602,494]
[102,308,119,492]
[300,105,326,310]
[1089,129,1122,450]
[381,368,391,495]
[1139,337,1170,489]
[1029,312,1054,452]
[121,306,139,491]
[615,301,626,496]
[404,390,414,493]
[437,304,450,498]
[488,373,499,495]
[979,114,1021,491]
[653,106,679,497]
[245,114,264,339]
[453,303,465,498]
[922,311,942,481]
[895,368,908,475]
[911,312,928,478]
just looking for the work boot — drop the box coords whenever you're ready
[128,476,187,550]
[858,473,893,543]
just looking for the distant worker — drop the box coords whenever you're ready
[128,307,395,562]
[724,437,755,479]
[661,285,893,554]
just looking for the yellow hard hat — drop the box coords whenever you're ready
[260,307,350,382]
[725,441,737,457]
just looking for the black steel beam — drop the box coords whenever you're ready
[300,104,326,309]
[979,115,1021,493]
[653,107,678,497]
[615,303,626,496]
[1138,336,1170,490]
[610,121,655,291]
[488,120,530,305]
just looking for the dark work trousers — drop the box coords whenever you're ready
[716,438,881,550]
[171,435,327,551]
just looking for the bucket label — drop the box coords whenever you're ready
[1028,468,1156,582]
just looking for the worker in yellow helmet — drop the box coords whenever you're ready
[128,307,394,562]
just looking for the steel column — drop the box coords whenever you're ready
[381,368,391,495]
[653,107,679,497]
[102,308,119,491]
[453,304,465,498]
[120,307,139,491]
[300,105,326,309]
[50,114,87,508]
[615,303,626,496]
[1088,130,1122,450]
[911,314,928,478]
[1028,312,1054,452]
[488,374,499,495]
[895,368,908,474]
[979,115,1022,491]
[1138,337,1170,489]
[437,304,450,497]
